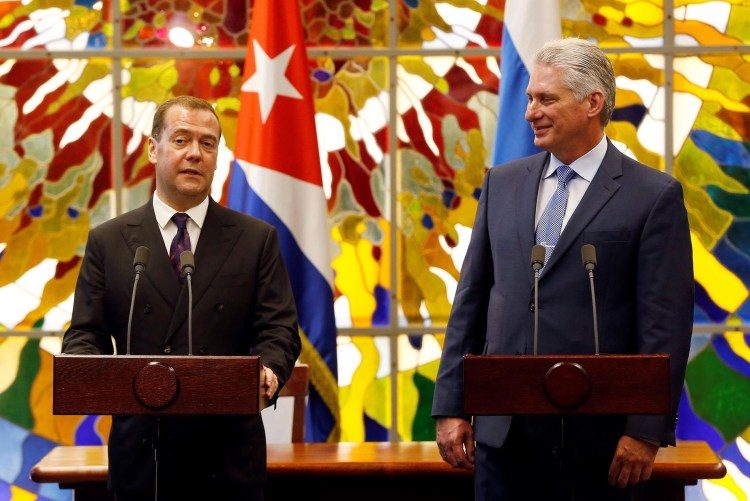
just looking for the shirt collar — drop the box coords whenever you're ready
[543,135,608,182]
[152,191,209,230]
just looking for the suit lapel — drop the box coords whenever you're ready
[516,153,549,287]
[541,141,623,276]
[120,200,181,309]
[164,200,242,344]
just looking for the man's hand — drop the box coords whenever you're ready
[436,417,475,470]
[608,435,659,488]
[261,366,278,399]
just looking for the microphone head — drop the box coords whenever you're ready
[180,250,195,275]
[531,244,546,270]
[133,246,150,273]
[581,244,597,271]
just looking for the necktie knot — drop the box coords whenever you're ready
[556,165,575,186]
[172,212,189,230]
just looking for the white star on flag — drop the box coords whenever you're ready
[241,40,303,123]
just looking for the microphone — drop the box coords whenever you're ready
[580,244,600,355]
[180,251,195,356]
[531,244,545,355]
[126,246,150,355]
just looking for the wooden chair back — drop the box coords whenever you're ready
[278,364,309,443]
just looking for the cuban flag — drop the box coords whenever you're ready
[227,0,339,442]
[492,0,561,165]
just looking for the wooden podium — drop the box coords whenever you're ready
[464,354,671,415]
[464,353,679,498]
[53,354,264,416]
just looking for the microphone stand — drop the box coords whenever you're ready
[533,266,541,355]
[530,244,545,355]
[586,267,600,355]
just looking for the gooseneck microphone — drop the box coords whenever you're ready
[126,246,150,355]
[581,244,600,355]
[180,250,195,356]
[531,244,545,355]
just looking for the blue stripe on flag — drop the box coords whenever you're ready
[492,26,541,166]
[228,161,337,441]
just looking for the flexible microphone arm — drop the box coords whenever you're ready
[180,251,196,356]
[581,244,600,355]
[530,245,545,355]
[126,246,150,355]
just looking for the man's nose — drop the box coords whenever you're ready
[525,101,540,122]
[185,141,202,160]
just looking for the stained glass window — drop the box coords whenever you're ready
[1,1,749,500]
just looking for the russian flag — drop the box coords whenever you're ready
[492,0,561,165]
[227,0,339,442]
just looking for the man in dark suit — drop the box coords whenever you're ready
[62,96,301,500]
[432,38,693,500]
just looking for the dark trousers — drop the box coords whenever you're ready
[114,484,265,501]
[475,416,644,501]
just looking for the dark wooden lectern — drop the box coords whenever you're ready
[464,354,683,499]
[464,354,670,415]
[54,354,263,415]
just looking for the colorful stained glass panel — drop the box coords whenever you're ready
[561,0,664,48]
[337,335,391,441]
[676,53,750,323]
[0,0,110,51]
[121,0,385,49]
[675,1,750,46]
[0,58,114,332]
[397,0,502,49]
[397,55,499,327]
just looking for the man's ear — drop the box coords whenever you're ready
[147,136,157,163]
[587,91,605,119]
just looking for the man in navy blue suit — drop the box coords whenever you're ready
[432,38,693,500]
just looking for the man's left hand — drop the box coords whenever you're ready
[261,366,278,399]
[608,435,659,488]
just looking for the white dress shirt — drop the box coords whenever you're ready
[152,192,209,255]
[534,135,608,231]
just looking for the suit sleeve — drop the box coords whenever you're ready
[62,230,115,355]
[432,171,494,418]
[626,179,694,446]
[250,226,301,395]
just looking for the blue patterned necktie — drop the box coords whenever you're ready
[169,212,191,282]
[535,165,576,266]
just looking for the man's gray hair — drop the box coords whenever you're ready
[534,38,616,126]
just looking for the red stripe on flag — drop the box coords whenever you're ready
[235,0,322,187]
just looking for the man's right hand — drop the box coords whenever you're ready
[436,417,475,470]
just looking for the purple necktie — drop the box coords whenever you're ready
[169,212,191,282]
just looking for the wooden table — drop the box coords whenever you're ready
[31,441,725,500]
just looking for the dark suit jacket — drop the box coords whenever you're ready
[62,198,301,490]
[432,140,693,452]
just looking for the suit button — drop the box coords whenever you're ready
[529,302,535,312]
[163,345,171,354]
[143,303,151,314]
[214,303,224,312]
[199,346,207,355]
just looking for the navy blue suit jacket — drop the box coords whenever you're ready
[432,140,693,449]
